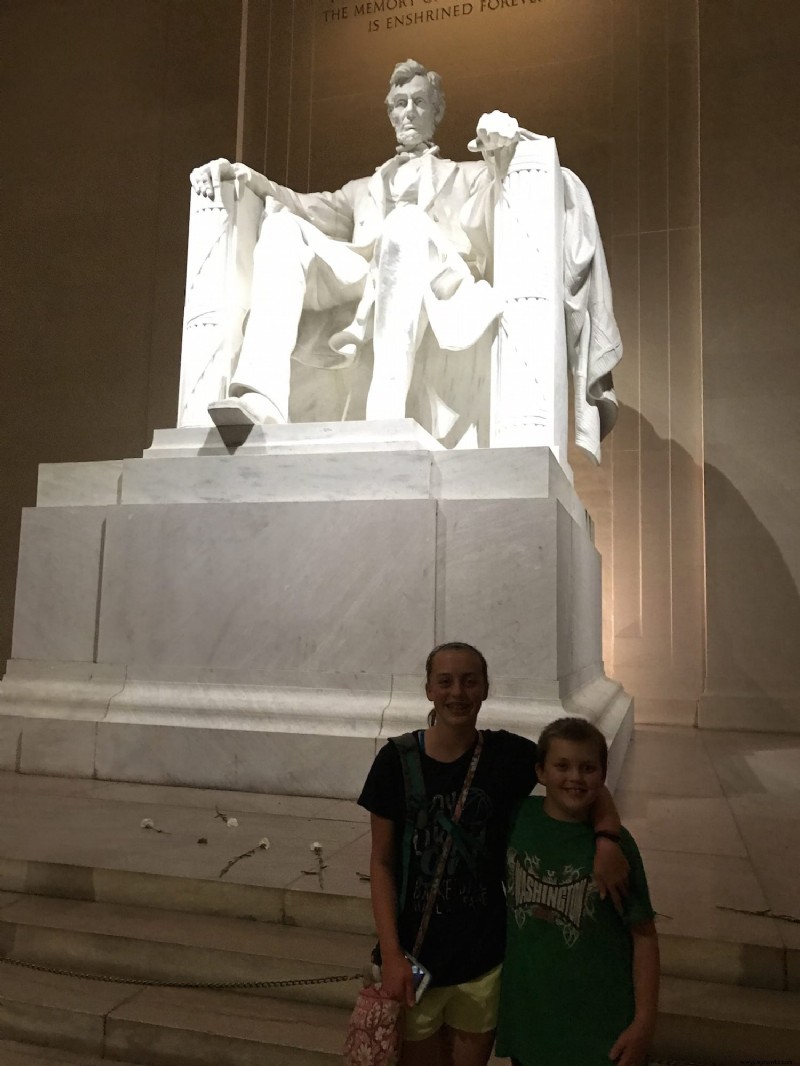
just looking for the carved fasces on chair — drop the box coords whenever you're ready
[490,137,568,461]
[178,179,262,427]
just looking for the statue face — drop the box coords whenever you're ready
[387,74,438,148]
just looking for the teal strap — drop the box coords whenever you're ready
[391,731,426,911]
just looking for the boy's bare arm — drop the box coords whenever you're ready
[609,920,660,1066]
[368,813,416,1007]
[591,786,630,910]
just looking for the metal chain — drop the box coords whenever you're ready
[0,955,361,991]
[650,1061,715,1066]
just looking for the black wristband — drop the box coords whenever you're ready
[594,830,621,844]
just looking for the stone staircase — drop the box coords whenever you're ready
[0,891,365,1063]
[0,1042,142,1066]
[0,775,798,1064]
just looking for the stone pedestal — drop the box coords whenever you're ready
[0,424,632,797]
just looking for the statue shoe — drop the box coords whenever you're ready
[208,392,285,427]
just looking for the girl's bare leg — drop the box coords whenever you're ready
[441,1025,496,1066]
[400,1032,442,1066]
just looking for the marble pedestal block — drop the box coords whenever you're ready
[0,425,632,797]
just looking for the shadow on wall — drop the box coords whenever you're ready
[703,457,800,723]
[599,402,800,729]
[0,468,38,678]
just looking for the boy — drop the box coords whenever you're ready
[495,718,659,1066]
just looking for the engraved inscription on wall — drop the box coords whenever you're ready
[318,0,544,34]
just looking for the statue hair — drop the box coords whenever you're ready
[425,642,488,726]
[386,59,446,126]
[536,717,608,778]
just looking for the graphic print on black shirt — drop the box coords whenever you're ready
[409,782,492,917]
[358,729,538,987]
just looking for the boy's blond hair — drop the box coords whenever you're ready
[537,717,608,778]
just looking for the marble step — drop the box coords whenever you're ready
[654,974,800,1063]
[2,853,791,995]
[7,895,800,1064]
[0,894,370,1009]
[0,1037,678,1066]
[2,960,799,1066]
[0,1038,144,1065]
[0,850,374,937]
[0,966,350,1065]
[0,774,374,937]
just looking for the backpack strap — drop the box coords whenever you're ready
[390,730,426,911]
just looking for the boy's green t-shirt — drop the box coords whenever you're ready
[495,796,655,1066]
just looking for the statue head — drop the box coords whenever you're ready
[385,59,445,149]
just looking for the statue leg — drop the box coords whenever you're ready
[365,206,434,421]
[225,211,316,424]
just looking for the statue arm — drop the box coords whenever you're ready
[189,158,355,241]
[190,158,273,200]
[270,180,357,242]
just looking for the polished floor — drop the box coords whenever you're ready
[615,724,800,986]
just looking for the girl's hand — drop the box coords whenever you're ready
[379,949,416,1008]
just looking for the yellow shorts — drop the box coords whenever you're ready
[404,963,502,1042]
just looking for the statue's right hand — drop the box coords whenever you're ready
[189,158,238,200]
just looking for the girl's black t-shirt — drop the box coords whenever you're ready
[358,728,538,987]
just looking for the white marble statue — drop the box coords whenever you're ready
[186,58,621,461]
[191,60,526,427]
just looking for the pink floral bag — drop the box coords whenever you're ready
[343,733,484,1066]
[343,984,404,1066]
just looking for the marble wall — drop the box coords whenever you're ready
[1,0,242,665]
[3,0,799,732]
[697,1,800,731]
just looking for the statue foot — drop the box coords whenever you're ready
[208,392,285,427]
